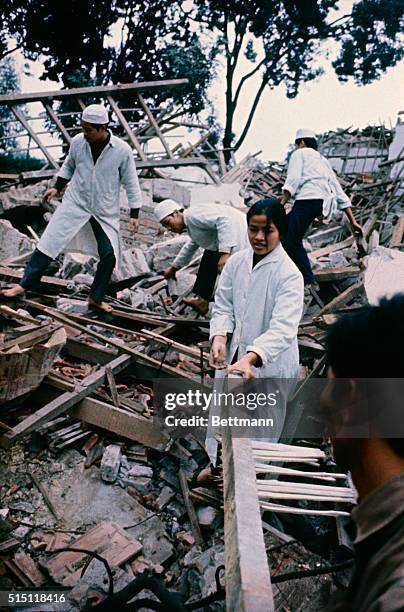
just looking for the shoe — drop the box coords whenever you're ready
[182,296,209,315]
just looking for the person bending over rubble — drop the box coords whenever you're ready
[1,104,142,312]
[154,199,249,315]
[206,198,304,461]
[323,294,404,612]
[281,128,362,289]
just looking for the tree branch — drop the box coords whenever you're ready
[233,76,269,152]
[233,56,267,109]
[0,45,23,62]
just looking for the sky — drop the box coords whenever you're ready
[13,0,404,163]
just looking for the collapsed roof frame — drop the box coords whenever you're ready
[0,79,220,181]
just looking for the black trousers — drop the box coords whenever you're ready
[282,199,323,285]
[192,249,221,301]
[20,217,116,303]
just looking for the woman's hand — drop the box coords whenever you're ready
[228,352,259,380]
[210,335,227,369]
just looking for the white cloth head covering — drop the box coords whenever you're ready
[295,128,317,140]
[154,199,182,222]
[82,104,109,125]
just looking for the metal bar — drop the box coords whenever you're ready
[106,95,147,160]
[9,105,59,169]
[42,101,72,145]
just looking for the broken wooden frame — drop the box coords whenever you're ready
[221,404,275,611]
[0,333,170,451]
[0,80,220,179]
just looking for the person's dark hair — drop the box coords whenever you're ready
[247,197,287,235]
[326,293,404,455]
[295,137,318,150]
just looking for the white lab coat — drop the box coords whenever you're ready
[173,203,249,269]
[38,132,142,263]
[210,243,304,378]
[206,243,304,462]
[283,148,350,219]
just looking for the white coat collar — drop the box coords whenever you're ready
[248,242,282,270]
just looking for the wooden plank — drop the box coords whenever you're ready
[23,300,200,382]
[0,267,70,292]
[42,101,72,144]
[178,469,204,548]
[135,157,213,169]
[282,355,327,443]
[390,217,404,248]
[311,236,354,259]
[105,365,120,407]
[222,425,274,611]
[0,324,60,352]
[9,105,59,169]
[0,353,131,447]
[137,93,173,158]
[318,279,365,315]
[0,79,188,104]
[314,266,361,282]
[139,329,209,362]
[106,95,147,160]
[70,397,169,451]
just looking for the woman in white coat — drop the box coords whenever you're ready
[206,198,304,460]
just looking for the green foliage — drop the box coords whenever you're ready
[0,56,21,150]
[0,152,43,173]
[0,0,402,162]
[333,0,404,84]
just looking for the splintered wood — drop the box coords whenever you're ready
[252,442,356,517]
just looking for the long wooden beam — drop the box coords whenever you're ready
[106,95,147,161]
[36,381,169,451]
[23,300,201,382]
[135,157,214,169]
[0,353,131,447]
[9,105,59,169]
[137,93,173,159]
[222,426,274,611]
[0,80,188,105]
[0,267,70,292]
[42,101,72,145]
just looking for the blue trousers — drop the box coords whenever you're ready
[21,217,116,303]
[282,199,323,285]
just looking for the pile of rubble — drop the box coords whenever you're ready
[0,90,403,608]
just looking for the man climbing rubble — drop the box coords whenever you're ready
[0,104,142,312]
[281,128,362,289]
[323,294,404,611]
[154,199,249,315]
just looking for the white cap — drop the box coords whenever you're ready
[295,128,316,140]
[154,199,182,222]
[81,104,109,125]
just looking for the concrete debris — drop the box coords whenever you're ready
[0,219,34,260]
[100,444,122,483]
[0,87,403,611]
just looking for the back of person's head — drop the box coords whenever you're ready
[326,293,404,456]
[295,137,318,150]
[247,197,287,235]
[326,294,404,378]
